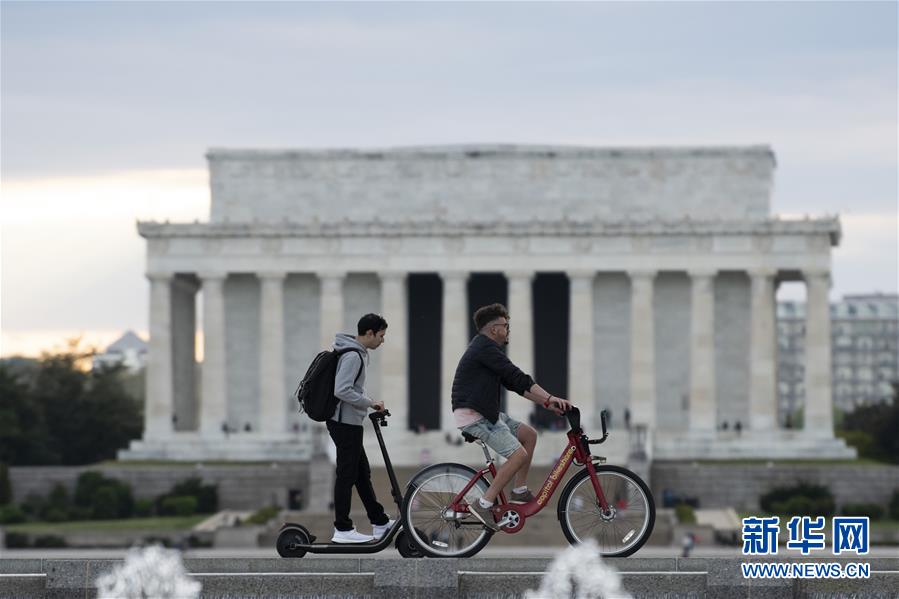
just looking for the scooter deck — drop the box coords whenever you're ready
[282,520,404,553]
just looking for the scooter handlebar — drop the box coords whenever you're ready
[368,409,390,423]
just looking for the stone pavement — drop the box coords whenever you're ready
[1,556,897,598]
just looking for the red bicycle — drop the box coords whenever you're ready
[401,407,655,558]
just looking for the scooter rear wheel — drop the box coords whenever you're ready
[276,524,310,558]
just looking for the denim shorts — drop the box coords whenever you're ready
[460,412,523,458]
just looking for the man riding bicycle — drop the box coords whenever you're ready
[451,303,573,530]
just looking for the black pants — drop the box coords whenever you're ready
[326,419,389,531]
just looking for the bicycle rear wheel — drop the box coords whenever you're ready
[557,465,655,557]
[402,463,493,558]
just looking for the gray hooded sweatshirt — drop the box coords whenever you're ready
[331,333,375,426]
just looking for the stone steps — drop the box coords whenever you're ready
[3,557,898,599]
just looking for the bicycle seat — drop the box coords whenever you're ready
[461,432,478,443]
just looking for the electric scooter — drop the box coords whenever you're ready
[276,409,424,558]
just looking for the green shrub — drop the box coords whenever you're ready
[20,493,46,518]
[134,498,155,518]
[47,483,69,510]
[0,504,26,524]
[245,505,280,525]
[0,463,11,504]
[674,503,696,524]
[4,532,29,548]
[761,482,835,518]
[837,430,877,459]
[91,486,120,520]
[841,503,885,520]
[169,478,218,514]
[75,472,134,519]
[32,535,67,548]
[889,490,899,521]
[160,496,197,517]
[43,508,69,523]
[68,506,92,521]
[74,471,107,507]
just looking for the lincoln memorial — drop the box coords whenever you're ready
[119,145,855,465]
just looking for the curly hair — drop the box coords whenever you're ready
[473,303,509,331]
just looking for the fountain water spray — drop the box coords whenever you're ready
[95,545,201,599]
[524,540,633,599]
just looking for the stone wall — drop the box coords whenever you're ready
[206,145,775,224]
[651,461,899,511]
[9,463,309,510]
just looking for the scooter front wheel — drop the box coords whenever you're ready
[276,524,311,558]
[402,463,493,558]
[395,529,425,558]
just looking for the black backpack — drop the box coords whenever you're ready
[295,348,364,422]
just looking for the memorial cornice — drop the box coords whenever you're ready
[206,144,774,162]
[138,217,841,244]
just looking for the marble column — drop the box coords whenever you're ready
[380,272,409,431]
[568,270,597,430]
[440,271,469,432]
[803,270,835,438]
[318,272,346,349]
[506,271,536,426]
[749,268,779,432]
[199,272,228,436]
[259,272,286,435]
[688,269,717,433]
[629,270,657,429]
[171,276,199,432]
[145,273,174,439]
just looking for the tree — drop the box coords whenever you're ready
[0,364,57,465]
[0,341,143,466]
[841,382,899,464]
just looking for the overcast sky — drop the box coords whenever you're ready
[1,1,897,356]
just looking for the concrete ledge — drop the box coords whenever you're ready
[0,574,45,599]
[3,557,898,599]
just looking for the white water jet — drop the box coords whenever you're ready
[95,545,201,599]
[524,540,633,599]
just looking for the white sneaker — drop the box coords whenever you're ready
[331,528,374,544]
[372,519,395,540]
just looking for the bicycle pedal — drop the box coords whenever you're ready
[496,515,514,528]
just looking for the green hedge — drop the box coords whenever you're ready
[760,482,835,518]
[840,503,885,520]
[160,496,197,517]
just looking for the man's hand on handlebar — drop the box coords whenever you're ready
[545,396,573,416]
[371,400,385,412]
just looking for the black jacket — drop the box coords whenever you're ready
[451,334,535,424]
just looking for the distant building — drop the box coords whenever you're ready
[778,293,899,422]
[92,331,148,372]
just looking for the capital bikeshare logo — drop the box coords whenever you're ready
[537,446,576,506]
[741,516,870,579]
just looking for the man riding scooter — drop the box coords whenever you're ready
[327,313,395,543]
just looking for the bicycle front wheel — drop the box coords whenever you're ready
[557,465,655,557]
[402,462,493,558]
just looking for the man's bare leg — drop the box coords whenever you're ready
[513,424,537,489]
[482,447,527,503]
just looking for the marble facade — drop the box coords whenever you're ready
[119,145,855,465]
